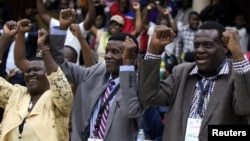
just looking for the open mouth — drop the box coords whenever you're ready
[196,56,209,64]
[110,28,116,33]
[105,61,113,65]
[27,78,37,85]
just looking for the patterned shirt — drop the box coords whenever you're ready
[175,25,198,58]
[189,59,250,119]
[0,67,73,141]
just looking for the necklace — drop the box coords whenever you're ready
[28,101,33,110]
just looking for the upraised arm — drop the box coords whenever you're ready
[120,35,146,117]
[70,24,95,67]
[162,8,177,34]
[59,8,77,30]
[14,19,33,72]
[122,36,138,65]
[38,29,58,75]
[36,0,52,26]
[222,30,244,60]
[83,0,96,30]
[141,3,155,30]
[148,25,176,55]
[131,2,142,37]
[0,20,18,62]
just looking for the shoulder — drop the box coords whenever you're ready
[89,62,106,74]
[173,62,196,75]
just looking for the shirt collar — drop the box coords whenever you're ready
[109,76,120,87]
[189,59,229,77]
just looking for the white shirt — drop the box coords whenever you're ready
[50,18,89,64]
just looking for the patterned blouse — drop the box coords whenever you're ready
[0,67,73,141]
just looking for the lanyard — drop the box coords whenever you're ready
[196,59,227,117]
[18,118,27,140]
[196,75,218,117]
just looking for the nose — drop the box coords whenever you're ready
[27,70,36,76]
[105,51,112,59]
[194,45,206,54]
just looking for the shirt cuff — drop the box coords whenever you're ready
[232,58,250,74]
[50,26,67,35]
[144,52,162,60]
[120,65,135,71]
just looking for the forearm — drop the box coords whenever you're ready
[141,8,150,29]
[78,36,95,67]
[120,71,146,118]
[36,0,51,26]
[48,34,66,65]
[132,9,142,37]
[14,33,29,72]
[233,59,250,114]
[83,0,96,30]
[43,48,58,75]
[0,77,14,108]
[138,59,170,106]
[234,70,250,114]
[0,35,12,60]
[167,14,177,33]
[47,67,73,115]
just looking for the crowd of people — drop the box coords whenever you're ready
[0,0,250,141]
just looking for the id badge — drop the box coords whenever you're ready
[87,138,103,141]
[184,118,202,141]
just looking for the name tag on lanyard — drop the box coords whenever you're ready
[88,138,103,141]
[184,118,202,141]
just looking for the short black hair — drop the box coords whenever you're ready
[64,46,78,60]
[198,21,225,42]
[108,33,139,54]
[188,11,200,20]
[198,21,230,56]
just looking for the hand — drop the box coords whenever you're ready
[148,25,176,55]
[69,23,82,39]
[132,2,140,11]
[94,0,103,6]
[37,28,48,49]
[162,8,170,15]
[17,19,33,33]
[146,3,155,10]
[59,8,77,30]
[122,36,137,65]
[3,20,19,38]
[6,68,19,81]
[222,30,244,60]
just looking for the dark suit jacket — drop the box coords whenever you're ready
[138,59,250,141]
[49,35,145,141]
